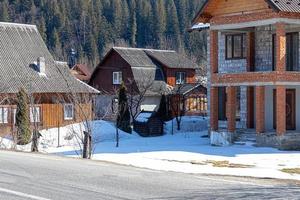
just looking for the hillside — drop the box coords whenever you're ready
[0,0,206,69]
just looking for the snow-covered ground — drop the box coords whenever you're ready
[1,116,300,181]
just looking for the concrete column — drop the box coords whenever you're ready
[255,86,265,134]
[276,86,286,135]
[276,22,286,72]
[210,87,218,131]
[226,87,236,133]
[210,30,218,74]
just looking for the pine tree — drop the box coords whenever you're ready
[0,0,10,21]
[128,0,137,47]
[117,82,132,133]
[165,0,180,49]
[16,88,31,145]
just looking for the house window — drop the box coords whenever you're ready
[0,107,8,124]
[30,106,40,123]
[176,72,186,85]
[225,34,246,59]
[113,71,122,85]
[64,104,74,120]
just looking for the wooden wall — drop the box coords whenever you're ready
[203,0,271,17]
[41,103,93,129]
[164,68,196,87]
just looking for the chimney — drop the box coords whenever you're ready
[37,57,46,74]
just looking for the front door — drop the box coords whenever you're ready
[273,89,296,130]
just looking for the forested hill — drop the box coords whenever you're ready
[0,0,206,69]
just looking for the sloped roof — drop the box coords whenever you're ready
[112,48,171,95]
[113,47,198,69]
[172,83,206,96]
[193,0,300,24]
[144,50,198,69]
[268,0,300,13]
[0,22,98,94]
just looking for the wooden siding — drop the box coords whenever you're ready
[164,68,196,87]
[203,0,271,17]
[0,103,93,137]
[42,103,92,129]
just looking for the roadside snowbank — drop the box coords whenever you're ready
[2,117,300,181]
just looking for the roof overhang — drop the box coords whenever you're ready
[188,23,210,32]
[192,0,282,25]
[210,17,300,30]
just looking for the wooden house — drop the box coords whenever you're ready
[89,47,207,119]
[0,22,98,137]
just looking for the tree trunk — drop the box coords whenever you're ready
[31,130,41,152]
[83,131,92,159]
[176,119,181,131]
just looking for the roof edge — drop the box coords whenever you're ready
[0,22,37,29]
[192,0,210,24]
[192,0,280,25]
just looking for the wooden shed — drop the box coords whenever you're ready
[133,112,164,137]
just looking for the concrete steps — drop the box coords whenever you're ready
[235,129,257,144]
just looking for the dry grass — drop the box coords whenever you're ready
[281,168,300,174]
[157,159,254,168]
[205,160,254,168]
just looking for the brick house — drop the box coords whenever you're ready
[0,22,98,137]
[192,0,300,149]
[89,47,207,119]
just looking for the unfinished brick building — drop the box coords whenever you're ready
[192,0,300,149]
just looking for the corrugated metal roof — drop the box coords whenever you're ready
[268,0,300,13]
[0,22,98,94]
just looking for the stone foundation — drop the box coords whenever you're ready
[256,133,300,150]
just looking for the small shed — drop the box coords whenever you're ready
[134,112,164,137]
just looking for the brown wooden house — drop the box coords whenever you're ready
[192,0,300,149]
[0,22,98,137]
[89,47,207,119]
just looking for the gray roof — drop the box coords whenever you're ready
[113,47,198,69]
[0,22,98,94]
[268,0,300,13]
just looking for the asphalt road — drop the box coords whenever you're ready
[0,151,300,200]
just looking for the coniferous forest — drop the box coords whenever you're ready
[0,0,206,69]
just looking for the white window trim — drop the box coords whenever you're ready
[0,107,8,124]
[176,72,186,85]
[30,106,41,123]
[113,71,122,85]
[64,104,74,120]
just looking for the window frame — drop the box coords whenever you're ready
[64,104,74,121]
[112,71,122,85]
[225,34,246,60]
[30,106,41,123]
[175,72,186,85]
